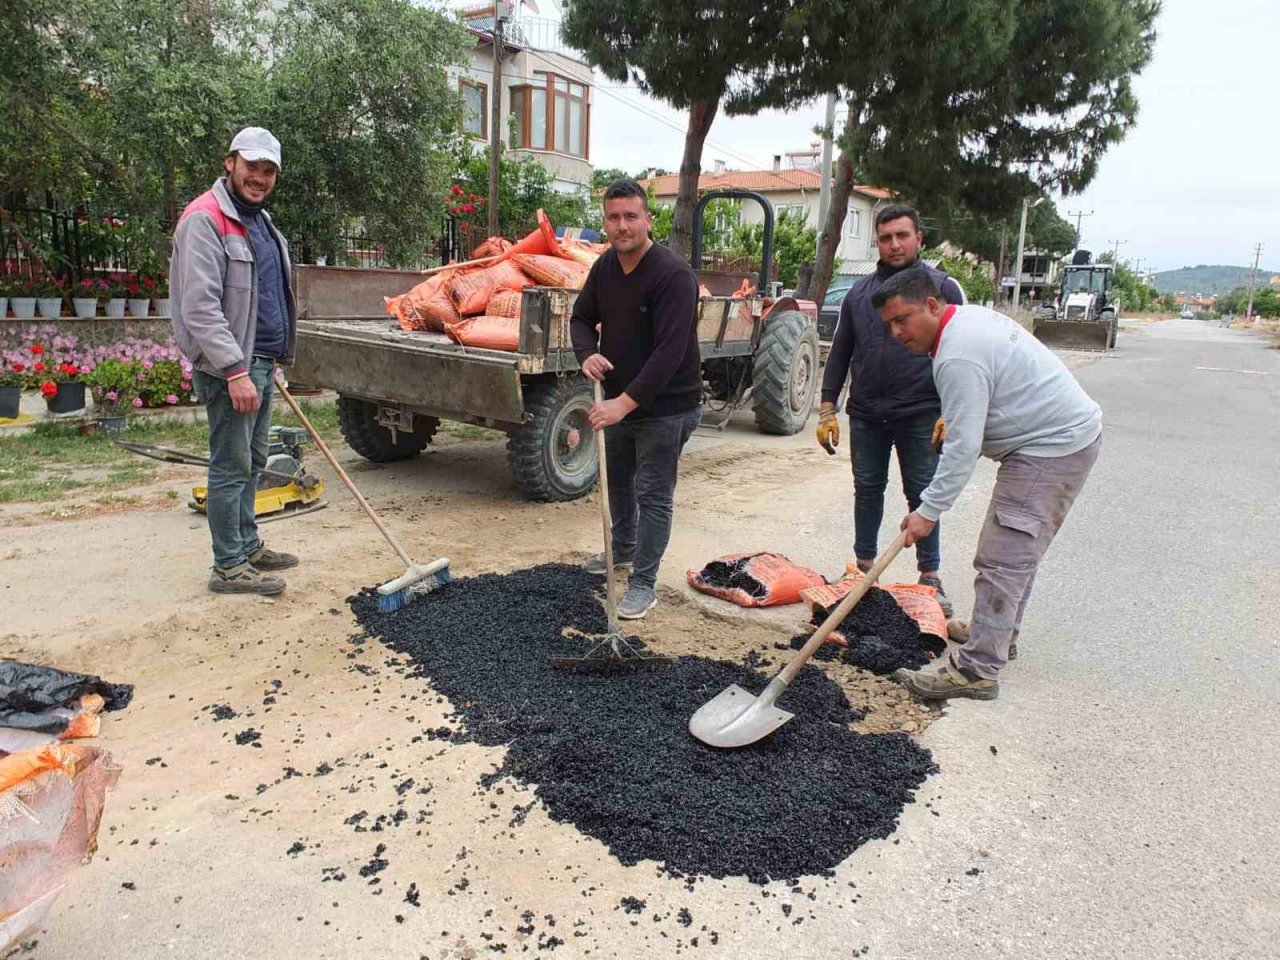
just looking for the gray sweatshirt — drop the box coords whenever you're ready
[917,305,1102,521]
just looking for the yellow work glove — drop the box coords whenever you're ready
[817,402,840,455]
[931,417,946,452]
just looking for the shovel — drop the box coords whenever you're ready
[689,531,907,748]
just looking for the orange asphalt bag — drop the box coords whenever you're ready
[510,254,590,289]
[800,567,947,643]
[445,315,520,352]
[385,272,460,332]
[486,289,524,318]
[687,552,827,607]
[449,260,532,316]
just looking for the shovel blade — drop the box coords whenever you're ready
[688,683,794,748]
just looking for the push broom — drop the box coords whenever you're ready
[273,374,451,612]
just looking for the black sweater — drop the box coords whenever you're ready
[570,242,702,419]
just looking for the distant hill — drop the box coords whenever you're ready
[1150,264,1280,296]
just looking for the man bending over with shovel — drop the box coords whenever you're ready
[873,268,1102,701]
[570,178,702,620]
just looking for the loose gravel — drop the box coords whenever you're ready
[350,564,935,883]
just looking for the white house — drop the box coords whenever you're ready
[456,5,593,194]
[640,159,893,274]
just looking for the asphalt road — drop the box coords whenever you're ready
[820,318,1280,959]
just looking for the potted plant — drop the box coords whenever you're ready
[8,274,38,319]
[32,275,65,319]
[34,353,90,415]
[72,277,108,318]
[144,274,171,316]
[0,358,26,419]
[103,274,129,318]
[123,274,151,317]
[84,358,138,431]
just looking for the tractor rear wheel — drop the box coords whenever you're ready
[751,310,819,435]
[337,396,438,462]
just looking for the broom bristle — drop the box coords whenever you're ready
[376,566,452,614]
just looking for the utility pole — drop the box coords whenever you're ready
[996,228,1008,305]
[1108,238,1127,263]
[1012,197,1043,312]
[1067,209,1093,244]
[1245,242,1263,322]
[488,4,509,238]
[815,93,837,261]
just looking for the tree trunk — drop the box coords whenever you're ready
[668,98,719,263]
[808,141,854,307]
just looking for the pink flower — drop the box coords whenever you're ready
[132,397,144,408]
[180,381,192,391]
[142,359,153,369]
[165,394,178,405]
[79,365,92,375]
[105,390,118,402]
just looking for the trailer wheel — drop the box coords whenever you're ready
[1105,313,1119,349]
[752,310,819,435]
[507,378,598,502]
[336,396,438,462]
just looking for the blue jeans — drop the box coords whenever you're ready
[194,358,275,570]
[604,407,702,589]
[851,411,941,572]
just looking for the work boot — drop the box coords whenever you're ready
[947,618,1017,660]
[246,543,299,571]
[894,657,999,701]
[584,552,633,575]
[209,563,286,596]
[617,584,657,620]
[918,574,953,617]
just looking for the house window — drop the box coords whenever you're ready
[776,204,804,223]
[461,79,487,139]
[510,72,588,158]
[846,208,861,238]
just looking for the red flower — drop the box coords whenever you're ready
[128,284,140,294]
[33,361,46,373]
[450,206,460,214]
[143,276,156,289]
[451,184,464,196]
[11,363,24,373]
[31,345,44,355]
[40,381,57,397]
[468,194,477,201]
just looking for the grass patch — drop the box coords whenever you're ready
[0,397,339,505]
[438,420,506,441]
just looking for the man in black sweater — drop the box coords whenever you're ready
[570,178,702,620]
[817,204,966,615]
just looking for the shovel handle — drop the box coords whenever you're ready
[593,379,619,632]
[777,532,908,687]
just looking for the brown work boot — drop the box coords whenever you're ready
[947,618,1017,659]
[894,657,999,701]
[246,543,299,571]
[209,563,286,596]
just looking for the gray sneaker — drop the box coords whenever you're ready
[209,563,286,596]
[918,574,953,618]
[247,543,299,571]
[617,584,657,620]
[584,552,633,575]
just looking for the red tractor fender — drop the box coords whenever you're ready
[762,295,817,321]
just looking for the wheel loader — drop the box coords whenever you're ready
[1032,253,1119,351]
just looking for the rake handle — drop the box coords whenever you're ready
[273,373,414,568]
[777,532,908,687]
[593,379,620,633]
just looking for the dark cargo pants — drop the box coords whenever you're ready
[953,435,1101,680]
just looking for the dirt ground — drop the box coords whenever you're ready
[2,416,943,959]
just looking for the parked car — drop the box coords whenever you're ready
[817,277,856,340]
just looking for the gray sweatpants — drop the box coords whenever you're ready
[953,435,1101,679]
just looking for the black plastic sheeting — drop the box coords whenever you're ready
[350,564,935,884]
[794,587,947,676]
[0,661,134,734]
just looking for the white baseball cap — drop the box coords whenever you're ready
[228,127,282,170]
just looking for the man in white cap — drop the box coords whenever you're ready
[170,127,299,596]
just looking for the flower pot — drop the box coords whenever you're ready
[10,297,36,319]
[37,297,63,319]
[127,298,151,318]
[97,414,128,434]
[0,385,20,419]
[0,297,7,318]
[105,298,127,318]
[73,297,99,318]
[152,297,171,317]
[44,381,86,414]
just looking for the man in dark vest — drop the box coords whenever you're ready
[816,204,966,614]
[170,127,298,596]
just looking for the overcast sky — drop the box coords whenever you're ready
[578,0,1278,273]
